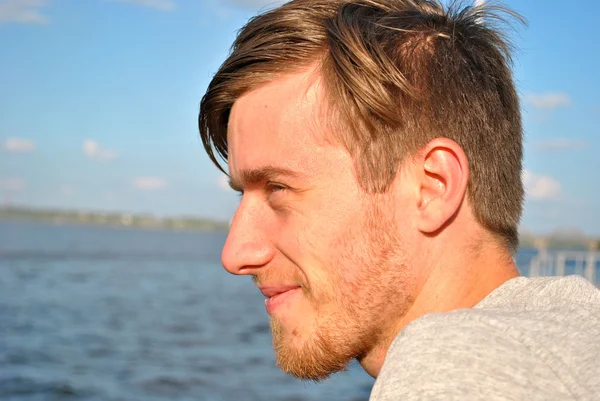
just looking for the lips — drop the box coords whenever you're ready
[259,285,301,314]
[259,285,300,298]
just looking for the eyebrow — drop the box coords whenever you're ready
[228,166,302,192]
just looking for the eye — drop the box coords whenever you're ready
[266,182,287,195]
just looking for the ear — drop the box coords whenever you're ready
[415,138,469,234]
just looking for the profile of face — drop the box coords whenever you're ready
[222,69,417,380]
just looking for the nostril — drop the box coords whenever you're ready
[221,238,275,275]
[222,202,275,275]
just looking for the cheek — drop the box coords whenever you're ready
[310,219,372,298]
[273,184,367,284]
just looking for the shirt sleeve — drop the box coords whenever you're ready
[369,311,573,401]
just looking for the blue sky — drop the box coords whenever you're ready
[0,0,598,235]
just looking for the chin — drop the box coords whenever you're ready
[270,318,354,382]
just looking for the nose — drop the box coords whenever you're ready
[221,197,275,275]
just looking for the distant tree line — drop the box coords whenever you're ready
[0,205,229,231]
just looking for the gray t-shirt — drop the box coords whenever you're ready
[370,275,600,400]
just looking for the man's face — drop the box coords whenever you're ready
[223,69,415,380]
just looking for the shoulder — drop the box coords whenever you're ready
[370,310,573,401]
[475,276,600,311]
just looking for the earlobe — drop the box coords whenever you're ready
[416,139,469,234]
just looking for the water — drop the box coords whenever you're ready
[0,221,373,401]
[1,221,596,400]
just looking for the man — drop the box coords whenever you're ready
[198,0,600,399]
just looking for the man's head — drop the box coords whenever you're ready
[199,0,524,381]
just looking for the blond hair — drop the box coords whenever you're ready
[199,0,525,251]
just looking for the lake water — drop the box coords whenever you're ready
[0,221,590,401]
[1,221,373,401]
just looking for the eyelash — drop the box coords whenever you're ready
[266,182,287,195]
[235,183,287,198]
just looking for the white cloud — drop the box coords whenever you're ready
[3,137,35,152]
[0,178,25,191]
[534,138,589,151]
[0,0,49,24]
[110,0,175,11]
[83,139,117,160]
[132,177,166,190]
[61,185,74,195]
[526,92,571,110]
[523,169,561,201]
[217,174,232,191]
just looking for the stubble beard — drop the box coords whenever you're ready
[270,315,352,381]
[270,200,413,381]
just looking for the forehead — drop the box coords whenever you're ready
[227,68,339,175]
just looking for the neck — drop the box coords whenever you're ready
[359,235,520,377]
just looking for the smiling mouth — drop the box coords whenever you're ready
[260,286,301,314]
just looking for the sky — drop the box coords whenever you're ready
[0,0,598,235]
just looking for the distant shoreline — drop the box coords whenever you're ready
[2,205,599,250]
[0,206,229,232]
[519,236,599,251]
